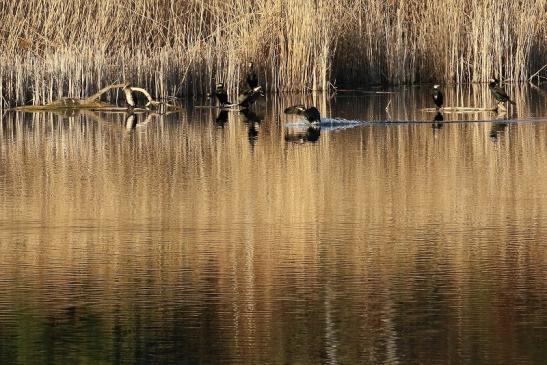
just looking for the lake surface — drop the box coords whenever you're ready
[1,85,547,364]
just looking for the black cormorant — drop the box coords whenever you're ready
[214,83,230,107]
[246,62,259,89]
[284,105,321,124]
[238,86,264,109]
[488,78,516,105]
[432,85,443,109]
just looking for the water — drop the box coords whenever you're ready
[1,85,547,364]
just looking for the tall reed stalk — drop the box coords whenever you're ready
[1,0,545,106]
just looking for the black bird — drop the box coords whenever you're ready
[238,86,264,109]
[214,83,231,107]
[432,84,443,109]
[488,78,516,105]
[284,105,321,124]
[246,62,259,89]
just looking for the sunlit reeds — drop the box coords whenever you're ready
[1,0,546,106]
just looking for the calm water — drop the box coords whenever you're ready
[1,85,547,364]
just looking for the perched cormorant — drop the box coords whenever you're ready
[488,78,516,105]
[284,105,321,124]
[238,86,264,109]
[246,62,259,89]
[432,85,443,109]
[214,83,231,107]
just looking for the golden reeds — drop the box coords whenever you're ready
[1,0,546,106]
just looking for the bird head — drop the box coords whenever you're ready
[216,82,224,89]
[247,62,254,69]
[433,84,440,89]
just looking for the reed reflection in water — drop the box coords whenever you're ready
[1,85,547,364]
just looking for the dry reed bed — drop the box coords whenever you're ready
[0,0,546,106]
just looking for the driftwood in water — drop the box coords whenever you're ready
[12,83,180,113]
[421,106,499,113]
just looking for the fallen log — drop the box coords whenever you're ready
[11,83,181,113]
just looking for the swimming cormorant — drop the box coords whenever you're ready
[432,85,443,109]
[488,78,516,105]
[284,105,321,124]
[246,62,259,89]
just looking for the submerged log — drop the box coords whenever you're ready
[11,83,181,113]
[421,106,499,113]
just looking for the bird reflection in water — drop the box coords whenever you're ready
[239,109,262,146]
[215,110,228,128]
[432,112,444,132]
[489,122,508,141]
[283,104,322,144]
[490,110,508,141]
[125,113,137,132]
[284,125,321,144]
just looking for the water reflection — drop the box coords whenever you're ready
[215,110,228,128]
[1,85,547,364]
[125,113,137,131]
[489,122,508,141]
[432,112,444,131]
[285,125,321,143]
[239,109,262,146]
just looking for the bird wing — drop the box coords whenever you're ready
[495,85,509,98]
[284,105,306,115]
